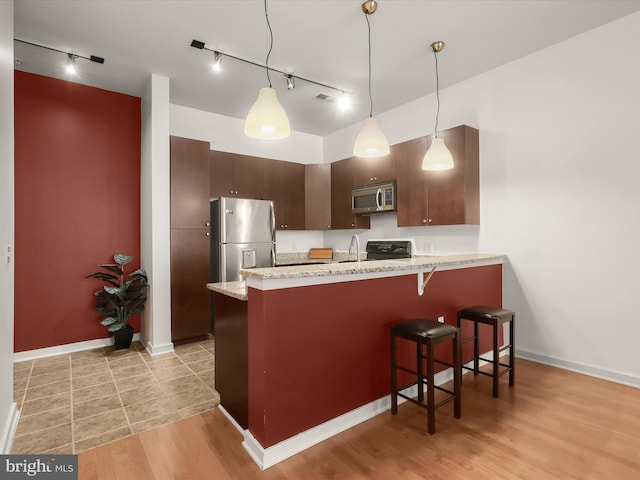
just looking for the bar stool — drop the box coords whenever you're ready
[456,306,515,397]
[390,319,461,434]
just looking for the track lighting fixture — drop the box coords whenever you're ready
[243,0,290,140]
[353,0,390,158]
[285,74,295,90]
[212,51,222,72]
[422,41,454,171]
[14,38,105,75]
[190,43,349,98]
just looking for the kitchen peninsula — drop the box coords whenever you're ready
[207,253,505,469]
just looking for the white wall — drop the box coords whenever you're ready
[325,12,640,386]
[170,104,323,164]
[0,0,19,453]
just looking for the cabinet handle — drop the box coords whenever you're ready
[351,223,355,227]
[206,232,210,236]
[423,219,427,224]
[230,190,233,194]
[235,191,238,195]
[205,222,210,227]
[428,219,432,223]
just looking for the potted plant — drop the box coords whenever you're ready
[87,253,148,349]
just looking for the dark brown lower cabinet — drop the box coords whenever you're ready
[170,228,210,344]
[213,292,248,429]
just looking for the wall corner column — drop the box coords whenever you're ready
[140,74,173,355]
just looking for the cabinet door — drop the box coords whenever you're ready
[234,154,263,199]
[395,137,430,226]
[427,126,479,225]
[305,163,331,230]
[170,136,211,229]
[330,158,370,230]
[351,150,396,186]
[210,151,264,199]
[210,150,235,197]
[263,159,305,230]
[170,228,211,343]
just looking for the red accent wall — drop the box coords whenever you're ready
[248,264,502,448]
[14,71,141,352]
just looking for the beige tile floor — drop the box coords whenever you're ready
[11,338,219,454]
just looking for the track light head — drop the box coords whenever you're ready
[212,51,222,72]
[285,74,295,90]
[65,54,77,75]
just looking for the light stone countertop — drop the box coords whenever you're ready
[207,281,248,301]
[208,253,506,300]
[242,253,506,280]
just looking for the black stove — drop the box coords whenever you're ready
[365,240,413,260]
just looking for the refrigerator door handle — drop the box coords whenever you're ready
[219,246,227,282]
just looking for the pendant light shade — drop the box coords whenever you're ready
[422,41,453,171]
[421,137,453,170]
[353,117,390,157]
[244,0,291,140]
[353,0,389,158]
[244,87,291,140]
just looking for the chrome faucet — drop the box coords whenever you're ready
[349,234,361,262]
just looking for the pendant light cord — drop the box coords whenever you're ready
[433,48,440,137]
[264,0,273,88]
[365,12,373,118]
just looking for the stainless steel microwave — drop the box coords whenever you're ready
[352,180,396,214]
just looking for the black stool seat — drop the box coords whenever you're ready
[458,306,513,324]
[392,319,458,340]
[457,306,515,397]
[390,318,461,434]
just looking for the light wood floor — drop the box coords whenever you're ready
[78,359,640,479]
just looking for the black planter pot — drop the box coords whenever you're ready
[113,324,134,350]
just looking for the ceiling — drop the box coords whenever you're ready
[13,0,640,136]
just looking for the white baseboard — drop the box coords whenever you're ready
[517,349,640,389]
[0,402,20,454]
[13,333,142,363]
[241,367,454,470]
[139,337,174,356]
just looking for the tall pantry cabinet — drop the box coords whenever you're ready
[170,136,211,343]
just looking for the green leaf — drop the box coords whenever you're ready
[114,254,133,266]
[98,264,123,275]
[104,286,121,295]
[100,317,117,326]
[107,324,124,333]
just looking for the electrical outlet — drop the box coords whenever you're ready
[437,316,445,323]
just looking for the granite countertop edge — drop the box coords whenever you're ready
[207,253,506,299]
[242,253,506,280]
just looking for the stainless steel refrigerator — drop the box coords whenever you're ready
[210,197,276,283]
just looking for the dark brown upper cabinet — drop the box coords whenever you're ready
[395,125,479,227]
[210,151,264,200]
[305,163,332,230]
[263,159,305,230]
[170,136,211,229]
[330,157,371,230]
[351,150,397,186]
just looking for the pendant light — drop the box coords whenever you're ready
[422,41,454,171]
[244,0,291,140]
[353,0,390,158]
